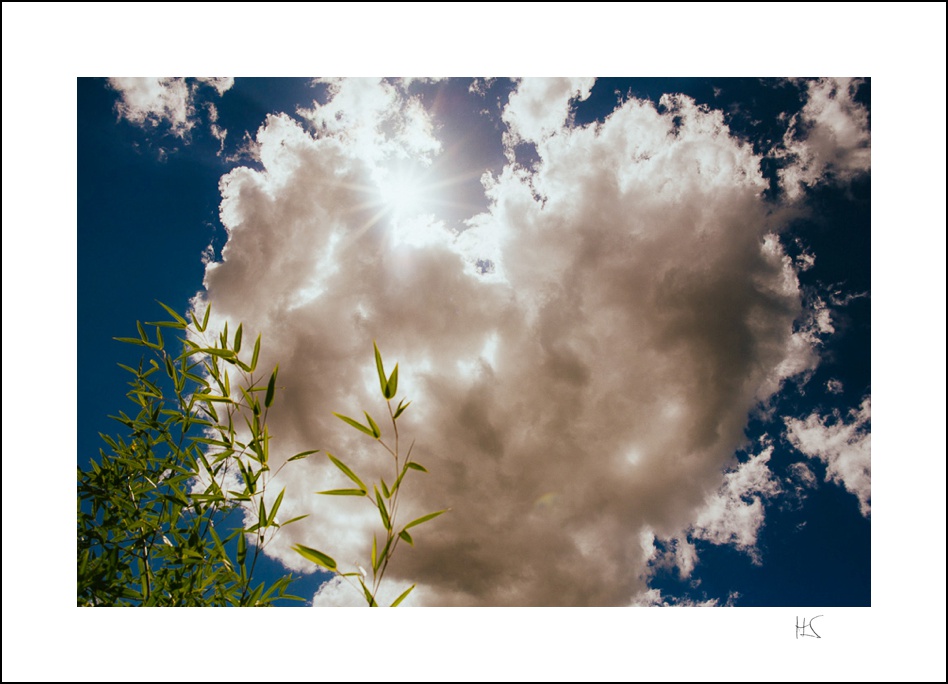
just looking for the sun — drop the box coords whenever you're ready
[376,161,431,221]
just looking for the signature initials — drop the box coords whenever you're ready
[796,615,822,639]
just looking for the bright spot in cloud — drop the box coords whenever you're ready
[377,162,430,220]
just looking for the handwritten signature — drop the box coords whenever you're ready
[795,615,822,639]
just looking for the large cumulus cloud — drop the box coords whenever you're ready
[194,78,860,605]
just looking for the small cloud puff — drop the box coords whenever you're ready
[785,397,871,516]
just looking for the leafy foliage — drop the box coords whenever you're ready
[77,302,314,606]
[294,342,446,607]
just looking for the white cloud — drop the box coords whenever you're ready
[196,76,235,95]
[195,78,828,605]
[783,460,818,510]
[632,587,738,607]
[778,78,871,199]
[299,78,441,167]
[689,446,782,562]
[785,397,871,516]
[502,77,595,144]
[108,76,234,140]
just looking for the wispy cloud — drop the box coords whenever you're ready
[785,397,872,516]
[690,446,782,563]
[108,77,234,143]
[192,78,866,605]
[777,78,871,199]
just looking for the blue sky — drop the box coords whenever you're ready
[78,75,873,607]
[2,4,946,681]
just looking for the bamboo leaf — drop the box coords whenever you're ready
[333,413,376,438]
[380,478,391,499]
[406,462,428,473]
[196,347,237,360]
[265,365,278,408]
[288,449,319,462]
[399,529,414,546]
[157,300,188,325]
[390,584,415,607]
[268,487,285,526]
[359,579,378,607]
[234,323,243,353]
[371,534,377,572]
[404,509,447,530]
[145,319,186,330]
[393,399,411,420]
[114,336,147,346]
[364,411,381,439]
[293,545,337,572]
[327,453,367,490]
[251,334,261,372]
[201,302,211,331]
[374,341,387,397]
[280,514,309,526]
[385,363,398,399]
[237,532,247,566]
[317,489,366,496]
[375,487,391,530]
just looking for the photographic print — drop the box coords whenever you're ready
[77,76,871,608]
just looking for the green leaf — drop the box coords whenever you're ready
[145,319,186,330]
[237,532,247,566]
[265,365,278,408]
[375,487,391,530]
[280,514,309,526]
[234,323,243,353]
[385,363,398,399]
[157,300,188,325]
[293,545,337,572]
[378,536,393,570]
[393,398,411,420]
[406,462,428,473]
[268,488,285,526]
[374,341,387,398]
[251,334,261,372]
[201,302,212,331]
[192,393,234,405]
[318,489,366,496]
[390,584,415,607]
[114,336,147,346]
[364,411,381,439]
[137,320,148,344]
[288,449,319,462]
[333,413,376,438]
[399,529,414,546]
[327,453,367,491]
[380,478,391,499]
[197,347,237,360]
[404,509,447,530]
[359,579,378,607]
[371,534,377,572]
